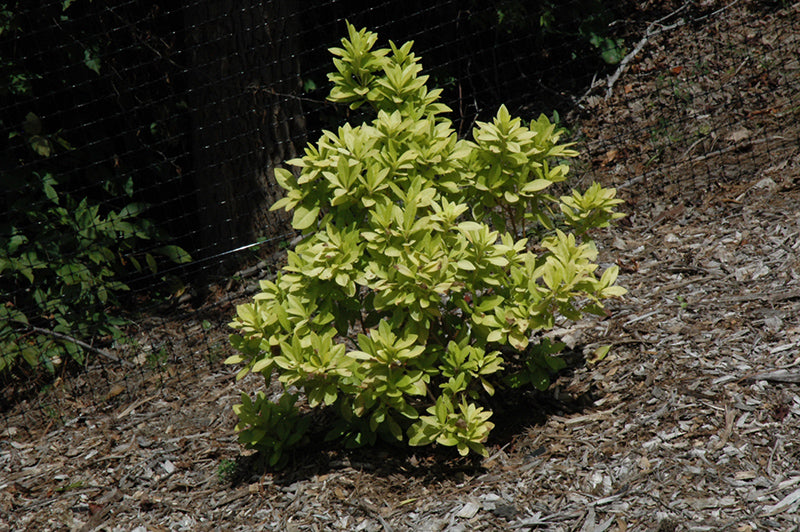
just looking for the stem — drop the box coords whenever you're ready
[502,203,518,238]
[9,319,135,368]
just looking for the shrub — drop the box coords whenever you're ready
[0,4,192,377]
[227,23,625,462]
[0,169,191,375]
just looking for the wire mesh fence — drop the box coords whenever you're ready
[2,0,799,431]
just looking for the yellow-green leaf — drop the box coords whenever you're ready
[292,206,320,230]
[224,354,246,365]
[521,179,552,193]
[252,358,272,373]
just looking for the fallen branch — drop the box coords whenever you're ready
[11,320,135,368]
[605,3,690,100]
[571,3,692,111]
[603,0,748,101]
[689,135,786,163]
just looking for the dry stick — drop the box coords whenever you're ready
[689,135,786,163]
[714,288,800,304]
[618,135,786,190]
[572,75,604,111]
[19,322,135,368]
[572,3,691,110]
[692,0,743,24]
[746,370,800,384]
[604,3,691,100]
[604,0,747,102]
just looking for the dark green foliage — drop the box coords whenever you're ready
[489,0,627,65]
[0,2,191,376]
[0,168,190,374]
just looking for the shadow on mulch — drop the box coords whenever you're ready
[223,348,600,488]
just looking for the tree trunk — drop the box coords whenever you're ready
[183,1,305,263]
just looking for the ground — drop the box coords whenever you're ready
[2,1,800,530]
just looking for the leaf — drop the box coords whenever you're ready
[21,346,40,368]
[252,357,273,373]
[84,47,101,74]
[486,329,504,343]
[18,266,34,284]
[119,203,148,219]
[588,345,611,364]
[154,245,192,264]
[457,259,475,271]
[6,234,28,254]
[530,369,550,391]
[408,420,437,446]
[457,221,483,233]
[543,353,566,371]
[292,206,320,230]
[145,253,157,274]
[23,112,41,135]
[602,285,627,298]
[29,135,52,157]
[43,183,59,204]
[480,378,495,396]
[521,179,552,194]
[303,78,317,92]
[224,354,246,365]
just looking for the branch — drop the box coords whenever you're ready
[603,0,746,101]
[604,2,691,100]
[571,3,693,111]
[11,320,135,368]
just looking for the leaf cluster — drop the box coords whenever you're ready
[0,171,190,375]
[227,23,626,464]
[486,0,627,65]
[1,4,191,377]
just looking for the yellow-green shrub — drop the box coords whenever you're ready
[227,23,625,464]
